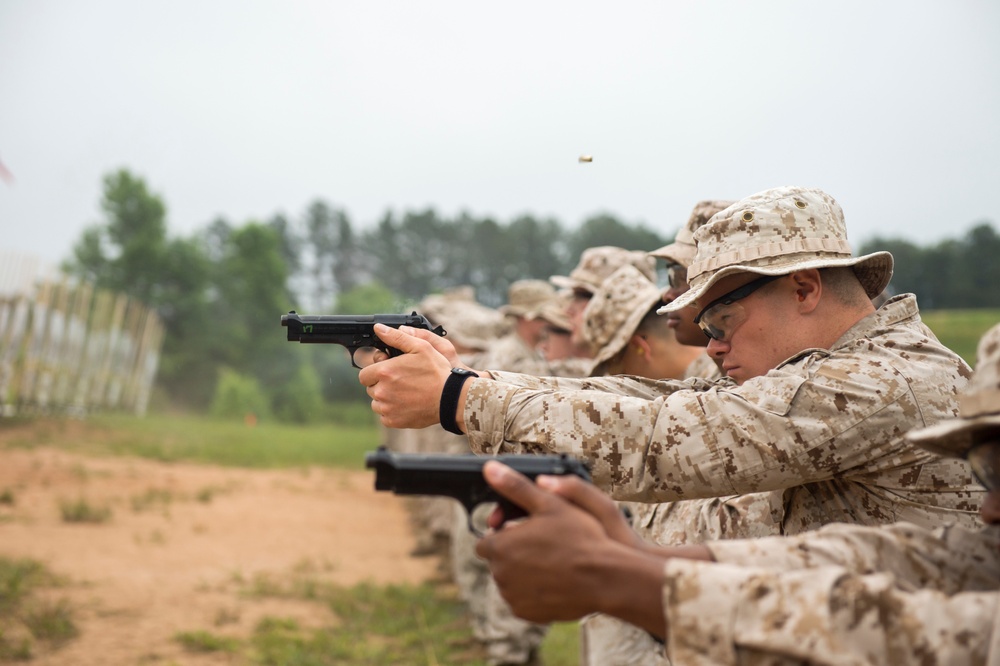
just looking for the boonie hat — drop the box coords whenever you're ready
[649,200,736,267]
[906,323,1000,457]
[499,280,556,319]
[582,264,662,374]
[551,246,656,294]
[659,186,893,314]
[535,291,573,332]
[420,290,510,351]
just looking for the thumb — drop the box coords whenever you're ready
[483,461,558,518]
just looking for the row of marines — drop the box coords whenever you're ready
[373,185,998,665]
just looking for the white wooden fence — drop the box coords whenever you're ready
[0,251,164,417]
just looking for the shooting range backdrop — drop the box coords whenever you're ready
[0,251,164,417]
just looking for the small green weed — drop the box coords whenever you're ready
[0,557,77,661]
[130,488,173,513]
[0,488,14,506]
[174,629,241,654]
[22,600,78,645]
[59,497,112,524]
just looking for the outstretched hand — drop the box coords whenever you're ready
[358,324,455,429]
[475,461,649,624]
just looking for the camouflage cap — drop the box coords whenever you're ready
[550,246,656,294]
[648,200,736,267]
[535,290,573,331]
[906,323,1000,457]
[419,290,510,351]
[582,264,662,372]
[659,186,894,313]
[499,279,557,319]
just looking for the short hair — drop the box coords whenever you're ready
[819,267,869,307]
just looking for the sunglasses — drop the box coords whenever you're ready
[967,442,1000,491]
[665,263,688,290]
[694,275,782,341]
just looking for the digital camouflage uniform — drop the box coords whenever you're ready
[451,280,560,666]
[664,521,1000,665]
[663,322,1000,664]
[467,188,984,662]
[572,262,697,664]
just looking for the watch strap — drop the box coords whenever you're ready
[440,369,478,435]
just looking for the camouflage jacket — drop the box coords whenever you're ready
[467,295,982,531]
[663,522,1000,665]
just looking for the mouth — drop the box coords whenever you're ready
[665,314,681,328]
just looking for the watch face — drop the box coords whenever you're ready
[451,368,477,377]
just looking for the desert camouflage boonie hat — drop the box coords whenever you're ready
[649,200,736,267]
[906,323,1000,457]
[658,186,894,313]
[535,290,573,331]
[551,246,656,294]
[582,264,662,372]
[499,279,557,319]
[419,290,509,351]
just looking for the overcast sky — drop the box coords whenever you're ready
[1,1,998,269]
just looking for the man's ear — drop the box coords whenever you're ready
[630,334,653,358]
[790,270,822,313]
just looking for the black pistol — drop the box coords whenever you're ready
[364,446,593,535]
[281,311,446,368]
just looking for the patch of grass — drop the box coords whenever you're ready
[0,557,77,661]
[540,622,581,666]
[0,558,48,615]
[130,487,174,513]
[174,629,241,654]
[1,412,380,471]
[922,308,1000,366]
[243,582,486,666]
[59,497,112,524]
[22,599,78,646]
[0,488,14,506]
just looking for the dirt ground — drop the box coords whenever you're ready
[0,434,438,665]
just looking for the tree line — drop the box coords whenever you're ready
[61,169,998,418]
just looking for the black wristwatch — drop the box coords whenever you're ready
[440,368,479,435]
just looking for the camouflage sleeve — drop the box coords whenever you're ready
[661,558,999,665]
[485,370,692,398]
[464,355,939,503]
[705,522,1000,595]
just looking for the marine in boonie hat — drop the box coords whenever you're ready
[419,290,509,351]
[649,200,736,267]
[582,264,662,372]
[499,279,557,319]
[658,186,894,314]
[551,246,656,294]
[906,323,1000,457]
[535,290,573,332]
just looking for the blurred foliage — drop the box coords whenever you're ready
[860,222,1000,310]
[210,369,273,422]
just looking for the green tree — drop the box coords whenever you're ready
[63,169,169,305]
[568,213,667,261]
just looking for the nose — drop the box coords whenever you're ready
[981,489,1000,525]
[661,285,686,303]
[706,336,729,359]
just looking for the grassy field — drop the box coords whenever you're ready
[0,412,581,665]
[920,308,1000,366]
